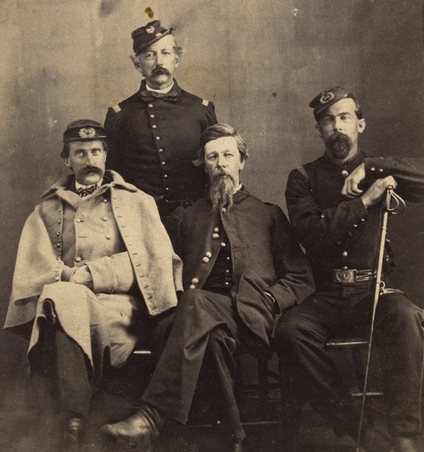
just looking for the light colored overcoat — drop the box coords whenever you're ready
[4,171,182,378]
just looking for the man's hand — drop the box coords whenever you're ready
[70,265,94,289]
[361,176,397,209]
[342,163,365,198]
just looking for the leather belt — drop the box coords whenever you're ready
[332,268,376,284]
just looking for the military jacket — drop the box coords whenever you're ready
[167,188,314,357]
[168,189,314,311]
[285,151,424,287]
[104,80,217,206]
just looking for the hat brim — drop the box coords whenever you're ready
[64,135,107,143]
[135,28,173,56]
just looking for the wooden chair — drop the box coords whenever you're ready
[273,337,385,452]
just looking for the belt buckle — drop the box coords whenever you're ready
[333,269,356,283]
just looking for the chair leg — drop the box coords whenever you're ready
[257,358,270,407]
[278,357,302,452]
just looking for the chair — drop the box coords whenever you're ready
[275,337,385,452]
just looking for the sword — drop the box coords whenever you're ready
[356,186,405,452]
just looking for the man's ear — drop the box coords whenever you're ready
[315,123,323,138]
[174,55,180,69]
[132,57,144,75]
[64,158,71,168]
[358,118,367,134]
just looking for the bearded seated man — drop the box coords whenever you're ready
[100,123,315,452]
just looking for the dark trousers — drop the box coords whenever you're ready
[30,320,92,419]
[275,284,424,436]
[142,289,247,443]
[29,306,174,420]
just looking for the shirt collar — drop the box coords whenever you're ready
[233,183,242,193]
[74,179,103,190]
[145,81,175,94]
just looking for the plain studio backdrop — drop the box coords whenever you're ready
[0,0,423,416]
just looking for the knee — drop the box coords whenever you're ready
[177,289,204,311]
[274,313,306,346]
[207,327,237,355]
[380,295,423,330]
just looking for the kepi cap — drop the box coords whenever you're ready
[63,119,107,143]
[132,20,173,56]
[309,85,352,119]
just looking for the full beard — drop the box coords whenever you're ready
[325,132,353,160]
[210,174,236,211]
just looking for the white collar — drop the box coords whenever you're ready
[145,81,175,94]
[75,179,103,190]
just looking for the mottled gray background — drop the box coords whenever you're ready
[1,0,423,416]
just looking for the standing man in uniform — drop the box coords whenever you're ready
[104,20,217,219]
[276,85,424,452]
[4,120,182,451]
[100,123,315,452]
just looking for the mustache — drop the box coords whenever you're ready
[151,67,171,76]
[81,166,102,175]
[213,171,235,181]
[325,131,351,146]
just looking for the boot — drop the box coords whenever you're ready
[100,404,164,450]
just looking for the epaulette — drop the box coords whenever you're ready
[202,99,209,107]
[112,104,121,113]
[296,165,309,181]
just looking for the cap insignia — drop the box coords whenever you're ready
[79,127,96,138]
[319,91,335,105]
[146,26,155,34]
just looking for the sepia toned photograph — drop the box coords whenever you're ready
[1,1,424,451]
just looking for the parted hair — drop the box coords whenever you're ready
[197,123,249,165]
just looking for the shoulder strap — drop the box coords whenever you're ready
[296,165,309,181]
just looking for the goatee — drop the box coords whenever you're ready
[210,174,236,211]
[325,132,353,160]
